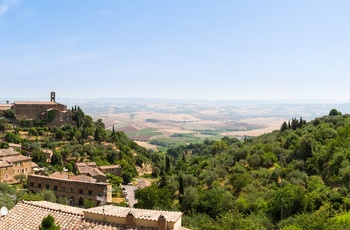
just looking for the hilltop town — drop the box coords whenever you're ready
[0,92,184,230]
[3,93,350,229]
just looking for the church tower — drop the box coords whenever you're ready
[50,91,56,102]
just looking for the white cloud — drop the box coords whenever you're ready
[0,0,18,16]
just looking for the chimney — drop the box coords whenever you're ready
[6,100,9,104]
[126,211,135,226]
[50,92,56,102]
[158,214,167,230]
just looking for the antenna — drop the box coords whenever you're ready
[0,206,8,216]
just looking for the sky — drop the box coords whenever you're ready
[0,0,350,101]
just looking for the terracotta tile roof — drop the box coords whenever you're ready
[90,168,106,177]
[78,166,106,178]
[0,201,184,230]
[86,162,97,167]
[29,174,110,186]
[31,162,39,168]
[0,160,12,167]
[0,147,20,158]
[69,174,97,183]
[99,165,121,170]
[84,206,182,223]
[0,201,83,230]
[49,172,69,179]
[0,104,12,111]
[14,101,57,105]
[3,154,31,163]
[75,162,87,167]
[77,166,93,174]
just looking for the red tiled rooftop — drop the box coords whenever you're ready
[69,174,97,183]
[0,201,184,230]
[85,205,182,223]
[3,154,31,163]
[99,165,121,170]
[0,147,20,157]
[0,201,83,230]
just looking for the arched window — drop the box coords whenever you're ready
[69,196,75,205]
[79,197,84,206]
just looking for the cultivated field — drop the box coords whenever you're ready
[80,98,343,150]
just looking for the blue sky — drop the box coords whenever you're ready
[0,0,350,101]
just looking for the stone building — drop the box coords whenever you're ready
[99,165,122,176]
[0,201,185,230]
[27,173,112,206]
[0,147,32,184]
[12,92,71,125]
[0,101,12,114]
[75,162,107,182]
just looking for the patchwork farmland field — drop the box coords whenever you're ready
[80,98,341,151]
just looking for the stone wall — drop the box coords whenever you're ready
[27,174,112,206]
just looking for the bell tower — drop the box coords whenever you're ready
[50,91,56,102]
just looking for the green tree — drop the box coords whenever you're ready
[31,150,47,163]
[329,109,342,116]
[135,184,172,210]
[181,187,199,215]
[196,186,235,219]
[51,152,63,167]
[165,155,171,173]
[38,190,57,203]
[3,109,15,119]
[83,199,95,209]
[4,132,21,144]
[39,214,60,230]
[281,121,288,132]
[211,140,228,156]
[268,184,304,221]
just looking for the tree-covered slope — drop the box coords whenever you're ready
[135,109,350,229]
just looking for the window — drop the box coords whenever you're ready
[30,182,34,187]
[38,183,42,188]
[78,197,84,206]
[46,184,49,189]
[88,190,93,195]
[54,186,58,191]
[79,189,83,194]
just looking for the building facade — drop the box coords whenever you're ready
[27,174,112,206]
[13,92,71,125]
[99,165,122,176]
[0,148,32,184]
